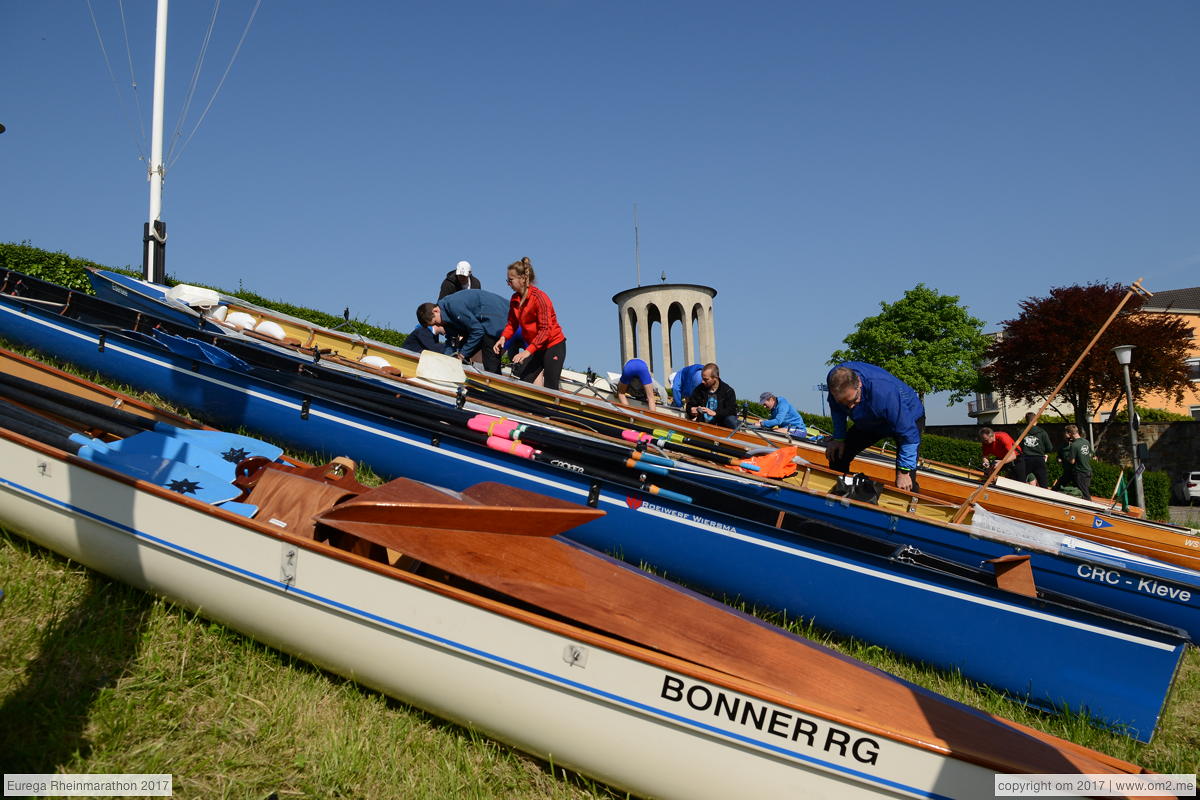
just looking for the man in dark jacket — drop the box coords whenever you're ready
[402,302,446,354]
[1015,411,1053,487]
[432,289,508,373]
[438,260,482,299]
[685,363,739,428]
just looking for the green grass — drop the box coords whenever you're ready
[0,532,624,800]
[2,534,1196,800]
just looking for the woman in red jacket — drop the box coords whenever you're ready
[493,256,567,390]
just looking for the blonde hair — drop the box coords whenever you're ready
[507,256,536,285]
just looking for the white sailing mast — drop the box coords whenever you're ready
[143,0,168,283]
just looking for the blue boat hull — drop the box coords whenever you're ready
[0,284,1185,741]
[91,270,1200,641]
[683,471,1200,643]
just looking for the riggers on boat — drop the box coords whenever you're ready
[0,347,1168,800]
[0,282,1187,744]
[84,266,1200,574]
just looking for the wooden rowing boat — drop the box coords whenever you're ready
[0,346,1164,799]
[0,277,1189,744]
[85,267,1196,572]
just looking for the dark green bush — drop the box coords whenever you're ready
[1,243,409,349]
[917,434,981,469]
[0,241,114,292]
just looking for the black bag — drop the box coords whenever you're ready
[829,472,882,504]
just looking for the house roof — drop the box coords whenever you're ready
[1139,286,1200,314]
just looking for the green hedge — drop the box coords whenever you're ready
[1,243,408,349]
[0,241,113,292]
[931,436,1172,522]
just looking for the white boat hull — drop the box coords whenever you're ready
[0,432,1066,800]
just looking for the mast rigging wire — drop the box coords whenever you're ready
[85,0,146,163]
[167,0,262,169]
[168,0,222,165]
[117,0,149,152]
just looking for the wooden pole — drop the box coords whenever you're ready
[950,278,1153,524]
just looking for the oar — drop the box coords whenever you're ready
[481,435,693,504]
[314,477,605,539]
[0,368,283,463]
[0,400,239,504]
[462,381,751,462]
[150,328,251,371]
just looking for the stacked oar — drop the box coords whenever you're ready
[0,370,282,504]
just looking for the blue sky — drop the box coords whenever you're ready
[3,1,1198,423]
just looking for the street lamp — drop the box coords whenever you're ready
[1112,345,1145,510]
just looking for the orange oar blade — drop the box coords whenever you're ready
[738,446,798,479]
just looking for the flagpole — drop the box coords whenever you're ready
[143,0,168,283]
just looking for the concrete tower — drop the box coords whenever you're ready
[611,283,718,377]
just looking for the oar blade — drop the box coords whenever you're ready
[151,423,284,464]
[77,446,240,504]
[314,477,603,538]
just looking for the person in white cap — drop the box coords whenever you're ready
[438,260,482,299]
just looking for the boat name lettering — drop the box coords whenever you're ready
[639,502,738,533]
[1077,564,1121,585]
[550,459,586,473]
[659,675,880,766]
[1136,577,1191,602]
[1075,565,1193,602]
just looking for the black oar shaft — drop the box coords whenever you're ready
[0,370,150,437]
[0,399,85,453]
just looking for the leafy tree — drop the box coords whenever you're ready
[983,282,1194,430]
[828,284,989,403]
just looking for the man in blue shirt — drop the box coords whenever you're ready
[670,363,705,408]
[756,392,807,438]
[825,362,925,492]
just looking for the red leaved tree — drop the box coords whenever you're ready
[982,283,1194,438]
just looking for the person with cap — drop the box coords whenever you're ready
[438,260,482,300]
[615,357,658,412]
[431,288,509,373]
[402,302,446,354]
[685,363,739,428]
[756,392,807,438]
[670,363,705,408]
[825,361,925,492]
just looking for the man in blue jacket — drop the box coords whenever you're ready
[756,392,807,438]
[432,289,509,374]
[670,363,705,408]
[825,362,925,492]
